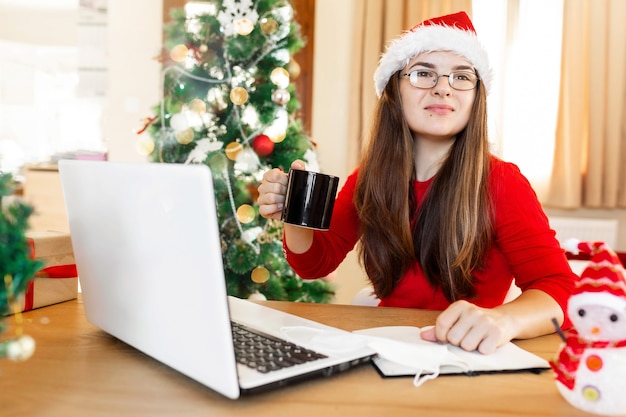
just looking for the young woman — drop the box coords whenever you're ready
[257,11,575,354]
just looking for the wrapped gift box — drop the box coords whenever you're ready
[8,231,78,314]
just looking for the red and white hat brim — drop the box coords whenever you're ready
[373,24,492,97]
[568,292,626,315]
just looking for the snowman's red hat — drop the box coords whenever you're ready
[564,239,626,312]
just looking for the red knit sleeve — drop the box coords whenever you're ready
[490,158,575,325]
[283,169,361,279]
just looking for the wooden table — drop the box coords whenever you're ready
[1,297,595,417]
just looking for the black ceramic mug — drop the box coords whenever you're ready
[281,169,339,230]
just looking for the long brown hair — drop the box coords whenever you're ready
[354,71,492,302]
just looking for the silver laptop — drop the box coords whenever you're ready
[58,159,374,399]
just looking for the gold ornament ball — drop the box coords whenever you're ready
[175,128,195,145]
[170,44,188,62]
[271,88,290,105]
[236,204,256,224]
[251,266,270,284]
[225,141,243,161]
[136,136,155,156]
[235,18,255,36]
[229,86,249,105]
[288,59,301,80]
[270,131,287,144]
[259,17,278,35]
[270,67,290,88]
[189,98,207,113]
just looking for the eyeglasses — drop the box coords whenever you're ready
[401,70,479,91]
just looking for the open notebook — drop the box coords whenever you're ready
[58,160,375,399]
[353,326,550,384]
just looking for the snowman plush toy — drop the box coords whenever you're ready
[551,240,626,416]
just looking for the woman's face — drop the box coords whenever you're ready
[399,51,477,143]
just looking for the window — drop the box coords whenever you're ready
[473,0,563,200]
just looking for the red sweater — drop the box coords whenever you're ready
[284,157,575,317]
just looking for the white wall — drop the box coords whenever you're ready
[311,0,368,304]
[0,6,77,46]
[103,0,161,162]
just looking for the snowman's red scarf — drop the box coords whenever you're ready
[550,328,626,389]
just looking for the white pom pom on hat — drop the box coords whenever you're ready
[373,11,492,97]
[563,238,582,255]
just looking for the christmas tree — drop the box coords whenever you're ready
[0,174,42,317]
[1,173,40,361]
[138,0,334,303]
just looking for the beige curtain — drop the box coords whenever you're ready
[346,0,473,171]
[545,0,626,209]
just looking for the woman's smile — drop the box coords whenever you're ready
[424,103,455,115]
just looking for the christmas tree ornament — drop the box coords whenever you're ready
[229,86,249,105]
[135,136,155,156]
[259,16,278,35]
[251,134,274,156]
[270,130,286,144]
[175,128,195,145]
[217,0,259,37]
[236,204,256,224]
[270,67,290,88]
[234,18,255,36]
[271,88,290,105]
[251,266,270,283]
[169,44,189,63]
[189,98,207,113]
[288,59,301,80]
[551,240,626,416]
[225,141,243,161]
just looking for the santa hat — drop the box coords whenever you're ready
[564,239,626,313]
[373,11,492,97]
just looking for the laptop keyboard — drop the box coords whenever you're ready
[231,321,328,374]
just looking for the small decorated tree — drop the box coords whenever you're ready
[138,0,334,302]
[0,173,40,360]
